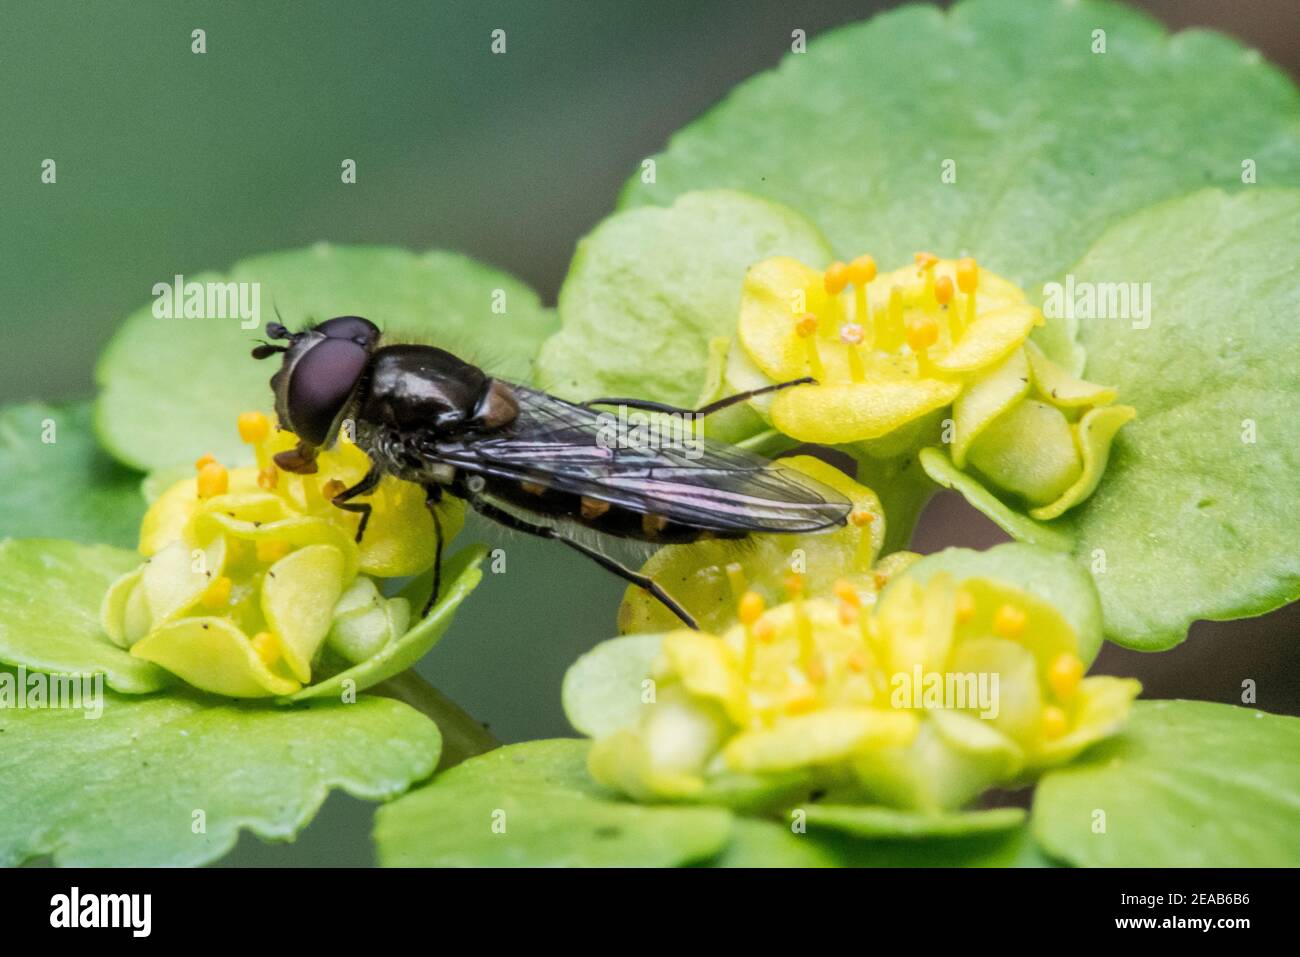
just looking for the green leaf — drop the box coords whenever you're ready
[95,245,556,471]
[562,633,663,738]
[1033,700,1300,867]
[712,816,1046,867]
[708,818,843,867]
[0,539,167,694]
[537,190,831,405]
[374,739,734,867]
[895,542,1104,665]
[1056,190,1300,648]
[803,804,1026,839]
[623,0,1300,295]
[924,191,1300,648]
[290,545,487,702]
[0,402,145,549]
[0,682,440,867]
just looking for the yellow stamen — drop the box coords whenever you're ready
[957,257,979,329]
[934,274,954,307]
[257,466,279,490]
[197,461,228,499]
[806,660,827,684]
[873,571,890,590]
[850,508,876,568]
[256,539,290,563]
[200,575,232,609]
[837,601,859,627]
[237,411,270,445]
[784,572,805,600]
[993,603,1027,639]
[1042,705,1068,739]
[738,591,765,626]
[1048,653,1085,701]
[322,478,347,501]
[848,254,876,329]
[833,578,861,607]
[883,286,904,351]
[847,650,869,672]
[915,251,938,300]
[955,589,976,624]
[847,254,877,287]
[823,261,850,296]
[839,323,867,382]
[194,452,217,472]
[795,313,824,380]
[250,631,281,666]
[753,619,776,643]
[906,315,939,375]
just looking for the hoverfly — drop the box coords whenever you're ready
[253,316,851,628]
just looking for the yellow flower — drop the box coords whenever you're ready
[724,252,1133,519]
[617,454,917,634]
[949,341,1135,520]
[734,253,1040,444]
[100,412,460,697]
[589,570,1139,811]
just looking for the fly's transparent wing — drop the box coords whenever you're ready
[432,385,851,532]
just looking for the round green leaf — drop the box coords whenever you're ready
[289,545,486,702]
[623,0,1300,295]
[537,190,831,405]
[374,739,734,867]
[0,402,145,549]
[95,245,556,471]
[0,539,167,694]
[562,633,664,738]
[1062,190,1300,647]
[1033,700,1300,867]
[896,542,1104,665]
[0,682,440,867]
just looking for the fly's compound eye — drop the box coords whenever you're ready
[286,337,371,446]
[315,315,381,348]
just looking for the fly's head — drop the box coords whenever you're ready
[253,315,381,472]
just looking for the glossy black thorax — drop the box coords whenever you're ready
[357,345,490,434]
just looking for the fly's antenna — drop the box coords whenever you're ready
[250,340,287,360]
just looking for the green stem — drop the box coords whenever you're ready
[373,669,499,771]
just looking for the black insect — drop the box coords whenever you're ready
[253,316,851,628]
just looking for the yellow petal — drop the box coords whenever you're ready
[1031,676,1141,767]
[354,477,461,577]
[661,631,748,723]
[1030,404,1136,520]
[948,636,1044,746]
[952,347,1031,468]
[587,728,707,802]
[852,711,1023,812]
[197,513,359,581]
[141,535,227,626]
[100,568,143,649]
[737,256,827,381]
[261,543,347,683]
[130,617,301,697]
[771,377,960,444]
[723,707,918,773]
[1025,340,1118,408]
[932,303,1041,374]
[139,467,266,555]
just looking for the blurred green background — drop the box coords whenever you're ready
[3,0,1297,865]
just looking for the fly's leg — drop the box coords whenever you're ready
[422,486,445,618]
[583,376,815,418]
[330,465,382,542]
[467,496,700,630]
